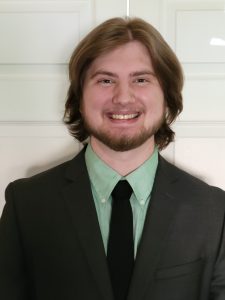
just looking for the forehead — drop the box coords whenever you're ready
[87,40,154,74]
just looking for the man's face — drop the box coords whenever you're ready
[81,40,166,152]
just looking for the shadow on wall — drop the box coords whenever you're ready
[25,141,82,178]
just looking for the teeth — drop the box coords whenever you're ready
[111,113,138,120]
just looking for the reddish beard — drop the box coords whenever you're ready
[83,115,165,152]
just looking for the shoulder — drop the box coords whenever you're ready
[158,155,225,201]
[5,148,86,199]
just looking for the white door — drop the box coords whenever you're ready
[1,0,225,214]
[130,0,225,189]
[0,0,127,213]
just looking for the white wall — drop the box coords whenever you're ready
[1,0,225,214]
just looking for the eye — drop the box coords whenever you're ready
[97,79,114,85]
[135,78,149,84]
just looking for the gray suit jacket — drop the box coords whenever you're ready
[0,148,225,300]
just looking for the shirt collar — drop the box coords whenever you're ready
[85,143,121,203]
[125,148,158,205]
[85,143,158,206]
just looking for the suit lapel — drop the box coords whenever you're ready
[128,157,181,300]
[62,149,114,300]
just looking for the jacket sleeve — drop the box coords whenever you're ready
[0,183,30,300]
[210,188,225,300]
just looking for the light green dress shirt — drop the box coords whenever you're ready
[85,143,158,258]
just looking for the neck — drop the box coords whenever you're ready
[90,137,155,176]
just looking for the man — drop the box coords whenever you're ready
[0,17,225,300]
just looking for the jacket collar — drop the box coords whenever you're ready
[63,147,114,300]
[128,156,181,300]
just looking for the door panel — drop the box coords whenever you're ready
[130,0,225,190]
[0,0,127,213]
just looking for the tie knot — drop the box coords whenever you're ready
[112,180,133,201]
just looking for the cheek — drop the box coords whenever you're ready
[145,96,164,112]
[145,98,165,120]
[82,88,105,109]
[81,99,103,123]
[152,91,165,111]
[154,102,166,117]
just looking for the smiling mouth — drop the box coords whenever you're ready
[110,113,140,120]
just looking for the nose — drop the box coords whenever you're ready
[112,83,135,105]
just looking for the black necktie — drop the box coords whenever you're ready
[107,180,134,300]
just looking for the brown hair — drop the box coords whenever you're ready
[64,17,183,150]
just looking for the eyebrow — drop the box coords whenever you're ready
[90,69,156,79]
[90,70,118,79]
[130,70,156,77]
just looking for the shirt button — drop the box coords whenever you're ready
[101,198,106,203]
[140,200,145,205]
